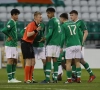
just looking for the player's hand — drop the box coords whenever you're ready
[81,46,82,51]
[36,26,41,31]
[38,37,46,42]
[7,36,12,41]
[60,48,63,53]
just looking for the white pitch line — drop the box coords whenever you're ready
[0,87,51,90]
[0,87,74,90]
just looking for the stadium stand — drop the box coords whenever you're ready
[0,0,100,47]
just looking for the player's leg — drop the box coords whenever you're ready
[57,63,63,81]
[80,47,96,82]
[12,59,17,79]
[45,57,52,82]
[75,58,81,83]
[75,46,82,83]
[52,57,58,83]
[52,46,60,83]
[65,59,72,83]
[40,47,46,77]
[42,59,46,77]
[71,60,77,82]
[12,48,21,82]
[5,46,21,83]
[5,46,13,82]
[72,64,76,77]
[41,45,52,83]
[7,58,13,82]
[64,47,73,83]
[32,47,38,83]
[61,60,66,70]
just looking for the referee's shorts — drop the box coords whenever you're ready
[21,39,35,59]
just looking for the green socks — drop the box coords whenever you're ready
[72,65,76,76]
[43,64,46,77]
[66,71,72,79]
[83,62,93,76]
[45,62,51,81]
[76,68,81,78]
[53,62,58,81]
[7,64,17,80]
[7,64,12,80]
[12,64,16,79]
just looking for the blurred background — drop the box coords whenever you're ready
[0,0,100,68]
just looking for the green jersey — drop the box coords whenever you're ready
[61,21,83,47]
[75,20,87,46]
[57,51,66,65]
[45,17,61,46]
[1,19,17,47]
[33,22,45,47]
[75,20,87,37]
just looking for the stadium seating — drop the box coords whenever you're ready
[0,0,100,21]
[0,0,100,42]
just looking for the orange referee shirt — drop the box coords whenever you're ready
[22,21,38,44]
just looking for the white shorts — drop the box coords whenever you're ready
[81,47,84,58]
[46,45,60,57]
[5,46,18,59]
[65,46,81,59]
[33,47,46,60]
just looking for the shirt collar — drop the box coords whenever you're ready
[33,20,39,27]
[74,19,79,23]
[11,18,16,24]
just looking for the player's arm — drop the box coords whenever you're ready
[27,23,41,37]
[1,22,14,37]
[60,25,65,48]
[78,27,83,46]
[81,20,88,45]
[39,22,53,42]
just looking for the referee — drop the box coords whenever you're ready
[21,11,42,83]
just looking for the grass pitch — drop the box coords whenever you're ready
[0,68,99,90]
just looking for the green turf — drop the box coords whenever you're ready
[0,68,99,90]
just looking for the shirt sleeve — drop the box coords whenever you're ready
[80,20,87,32]
[77,27,83,46]
[45,20,53,40]
[60,25,65,48]
[27,22,35,32]
[1,21,14,37]
[40,23,45,36]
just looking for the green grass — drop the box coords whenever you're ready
[0,68,100,90]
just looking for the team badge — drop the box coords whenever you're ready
[7,25,10,28]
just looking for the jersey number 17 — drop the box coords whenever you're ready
[68,25,76,35]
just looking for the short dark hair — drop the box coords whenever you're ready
[69,10,78,15]
[11,9,20,16]
[60,13,68,19]
[46,7,55,12]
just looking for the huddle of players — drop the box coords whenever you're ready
[1,7,96,84]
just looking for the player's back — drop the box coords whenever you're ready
[62,21,82,47]
[46,17,61,46]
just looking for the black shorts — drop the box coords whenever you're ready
[21,39,35,59]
